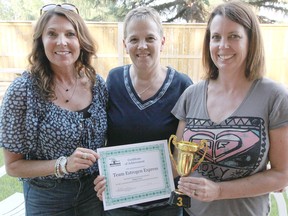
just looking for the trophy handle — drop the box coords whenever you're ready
[168,135,178,172]
[191,139,208,172]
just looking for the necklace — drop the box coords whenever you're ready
[56,78,78,103]
[137,83,153,97]
[135,72,160,98]
[57,84,69,92]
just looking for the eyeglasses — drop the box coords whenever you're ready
[40,3,79,15]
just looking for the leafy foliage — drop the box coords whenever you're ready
[0,0,287,23]
[89,0,288,23]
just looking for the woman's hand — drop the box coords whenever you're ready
[66,147,99,173]
[178,176,221,202]
[94,175,106,201]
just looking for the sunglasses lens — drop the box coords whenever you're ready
[40,3,79,15]
[61,4,79,14]
[40,4,56,15]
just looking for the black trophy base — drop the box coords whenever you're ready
[168,190,191,208]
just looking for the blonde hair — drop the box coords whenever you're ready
[123,6,163,38]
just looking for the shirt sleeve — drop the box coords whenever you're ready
[0,74,38,154]
[269,83,288,130]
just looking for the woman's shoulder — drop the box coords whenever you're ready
[5,71,34,96]
[167,67,193,86]
[1,71,42,111]
[106,65,130,84]
[108,65,127,76]
[256,78,288,96]
[93,73,108,102]
[95,73,106,85]
[185,79,206,91]
[11,71,32,84]
[94,73,107,92]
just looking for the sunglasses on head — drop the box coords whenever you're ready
[40,3,79,15]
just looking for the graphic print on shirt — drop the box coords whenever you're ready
[183,117,266,182]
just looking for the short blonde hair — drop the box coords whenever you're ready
[123,7,163,38]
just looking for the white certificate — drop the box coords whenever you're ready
[97,140,175,210]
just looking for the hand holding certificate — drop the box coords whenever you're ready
[97,140,175,210]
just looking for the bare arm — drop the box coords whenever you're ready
[3,149,54,178]
[3,147,100,178]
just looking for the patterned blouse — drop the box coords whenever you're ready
[0,71,108,180]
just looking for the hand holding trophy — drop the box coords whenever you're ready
[168,135,207,208]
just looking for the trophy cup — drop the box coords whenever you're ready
[168,134,207,208]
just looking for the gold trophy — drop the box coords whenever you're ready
[168,135,207,208]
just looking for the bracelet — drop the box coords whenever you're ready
[59,156,69,175]
[54,156,65,178]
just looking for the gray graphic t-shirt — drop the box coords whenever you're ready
[172,78,288,216]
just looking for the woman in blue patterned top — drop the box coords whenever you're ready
[0,3,107,216]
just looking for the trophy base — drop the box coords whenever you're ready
[168,189,191,208]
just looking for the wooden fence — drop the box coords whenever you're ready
[0,22,287,85]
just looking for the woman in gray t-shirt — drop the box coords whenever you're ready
[172,1,288,216]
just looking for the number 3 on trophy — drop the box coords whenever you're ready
[177,197,183,207]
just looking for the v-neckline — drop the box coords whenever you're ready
[204,79,257,124]
[123,65,174,110]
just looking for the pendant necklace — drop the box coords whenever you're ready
[137,83,152,97]
[135,72,159,98]
[56,78,78,103]
[57,84,69,92]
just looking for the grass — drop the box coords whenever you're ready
[270,195,278,216]
[0,175,23,201]
[0,149,287,215]
[0,149,23,201]
[270,192,288,216]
